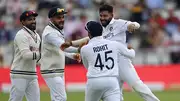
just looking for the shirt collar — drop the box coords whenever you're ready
[23,26,36,36]
[89,36,103,43]
[48,21,64,35]
[109,18,115,25]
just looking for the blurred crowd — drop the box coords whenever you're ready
[0,0,180,67]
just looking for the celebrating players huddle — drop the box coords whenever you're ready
[9,4,160,101]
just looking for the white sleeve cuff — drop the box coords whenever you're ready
[65,52,75,60]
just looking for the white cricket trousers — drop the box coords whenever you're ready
[85,77,121,101]
[44,76,67,101]
[8,78,40,101]
[118,57,160,101]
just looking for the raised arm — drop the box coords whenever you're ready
[127,22,140,33]
[71,37,89,47]
[45,33,78,52]
[60,37,89,51]
[64,52,81,63]
[45,33,64,48]
[115,42,135,59]
[118,19,140,33]
[64,46,78,53]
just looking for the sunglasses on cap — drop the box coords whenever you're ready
[52,8,66,17]
[57,8,65,13]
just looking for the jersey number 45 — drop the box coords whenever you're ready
[94,50,114,71]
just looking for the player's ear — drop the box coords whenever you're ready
[21,20,25,25]
[111,13,113,18]
[50,18,55,23]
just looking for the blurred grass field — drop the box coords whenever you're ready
[0,90,180,101]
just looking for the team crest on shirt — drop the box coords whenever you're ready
[103,26,114,39]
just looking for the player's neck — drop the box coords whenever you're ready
[90,36,103,41]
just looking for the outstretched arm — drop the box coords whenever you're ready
[127,22,140,33]
[45,33,78,52]
[72,37,90,47]
[65,52,81,63]
[116,42,135,59]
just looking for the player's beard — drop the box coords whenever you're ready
[26,23,36,31]
[100,18,112,27]
[54,21,64,30]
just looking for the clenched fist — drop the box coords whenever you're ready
[73,53,81,63]
[127,44,133,49]
[127,24,136,33]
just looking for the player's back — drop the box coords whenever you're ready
[81,37,120,78]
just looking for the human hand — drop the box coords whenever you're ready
[73,53,81,63]
[127,44,133,49]
[61,41,72,50]
[127,24,136,33]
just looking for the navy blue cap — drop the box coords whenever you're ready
[85,21,103,37]
[20,10,38,21]
[48,7,67,18]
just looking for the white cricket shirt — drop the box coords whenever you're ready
[41,22,78,78]
[80,36,135,78]
[10,26,41,79]
[72,18,140,46]
[102,18,139,44]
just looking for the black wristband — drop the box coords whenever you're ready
[37,53,41,63]
[34,52,37,60]
[33,52,37,60]
[33,52,35,60]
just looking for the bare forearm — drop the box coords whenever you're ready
[71,37,89,47]
[64,46,78,53]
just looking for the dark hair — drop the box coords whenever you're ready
[99,4,113,13]
[85,21,103,37]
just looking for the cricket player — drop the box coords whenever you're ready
[40,7,80,101]
[9,11,41,101]
[62,4,160,101]
[81,21,135,101]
